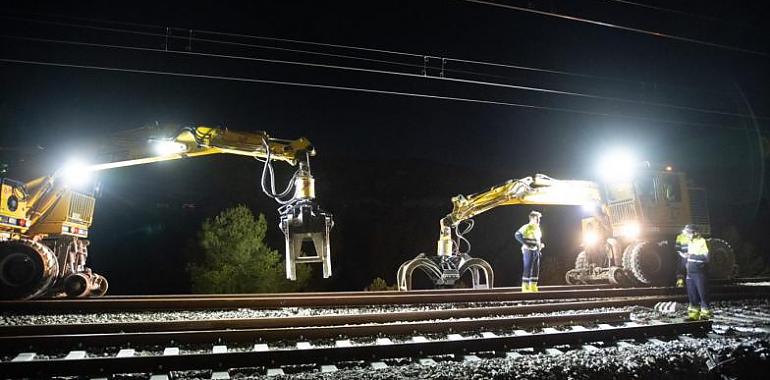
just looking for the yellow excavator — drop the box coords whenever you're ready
[397,165,734,290]
[0,126,333,299]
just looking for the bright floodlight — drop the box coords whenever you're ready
[581,202,598,214]
[582,230,599,246]
[59,159,92,188]
[152,140,187,156]
[598,149,638,182]
[619,222,641,239]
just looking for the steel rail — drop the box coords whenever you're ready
[97,283,617,299]
[2,285,768,312]
[0,320,711,377]
[82,276,770,300]
[0,311,630,348]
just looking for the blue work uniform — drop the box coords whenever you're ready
[686,236,710,317]
[674,232,691,283]
[515,223,542,287]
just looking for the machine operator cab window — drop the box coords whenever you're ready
[659,173,682,203]
[608,171,682,206]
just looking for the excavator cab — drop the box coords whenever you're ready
[569,166,734,286]
[602,169,705,240]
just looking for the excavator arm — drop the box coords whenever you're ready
[23,126,316,225]
[398,173,603,291]
[437,174,603,256]
[90,125,314,170]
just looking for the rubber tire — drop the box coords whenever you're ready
[564,252,588,285]
[625,240,676,285]
[705,238,735,279]
[0,239,58,300]
[574,251,588,270]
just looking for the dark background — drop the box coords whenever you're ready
[1,0,768,293]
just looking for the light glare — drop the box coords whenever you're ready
[59,159,93,188]
[152,140,187,156]
[582,231,599,246]
[598,149,638,182]
[581,202,598,214]
[619,222,641,239]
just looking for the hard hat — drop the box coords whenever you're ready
[529,210,543,218]
[683,224,697,233]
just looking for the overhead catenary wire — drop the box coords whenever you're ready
[2,34,764,121]
[601,0,751,27]
[0,57,761,132]
[0,13,730,97]
[463,0,770,57]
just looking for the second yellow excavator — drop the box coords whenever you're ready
[0,125,333,299]
[397,165,735,290]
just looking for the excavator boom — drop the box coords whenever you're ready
[444,174,601,227]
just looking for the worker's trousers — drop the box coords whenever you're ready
[521,248,541,285]
[686,262,709,309]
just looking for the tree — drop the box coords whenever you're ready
[365,277,397,291]
[188,205,311,293]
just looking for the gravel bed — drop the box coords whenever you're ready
[3,300,769,380]
[196,336,769,380]
[0,297,651,326]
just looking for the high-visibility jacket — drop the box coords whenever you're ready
[675,233,692,258]
[687,236,709,263]
[515,223,542,251]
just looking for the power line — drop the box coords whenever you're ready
[3,33,763,121]
[463,0,770,57]
[601,0,745,26]
[0,57,747,130]
[0,13,727,96]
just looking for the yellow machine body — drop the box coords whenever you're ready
[0,179,30,235]
[26,190,95,238]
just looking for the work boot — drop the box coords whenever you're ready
[699,309,713,320]
[687,307,700,321]
[530,282,539,292]
[521,283,530,292]
[675,278,685,288]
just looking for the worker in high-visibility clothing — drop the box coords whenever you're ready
[683,224,711,320]
[515,210,544,292]
[674,228,692,288]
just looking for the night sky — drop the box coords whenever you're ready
[1,1,768,293]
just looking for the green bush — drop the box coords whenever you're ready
[188,205,311,293]
[365,277,396,291]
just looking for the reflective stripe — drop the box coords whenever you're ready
[687,259,706,263]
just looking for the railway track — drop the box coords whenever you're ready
[0,310,709,378]
[1,279,767,378]
[3,282,769,312]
